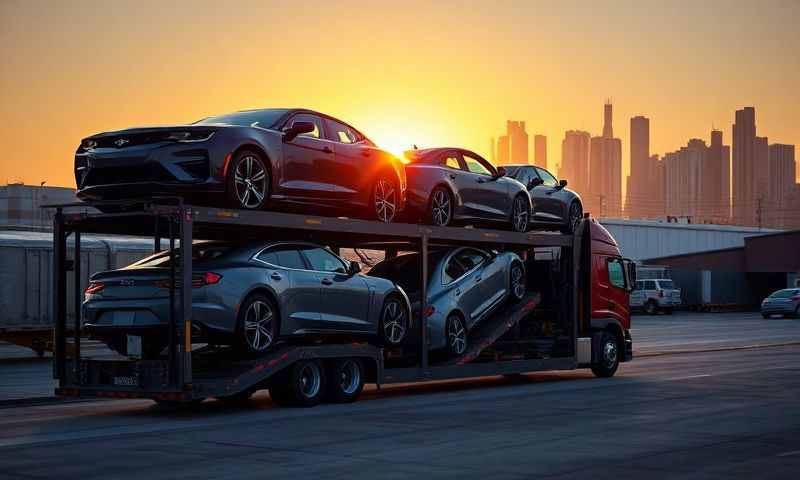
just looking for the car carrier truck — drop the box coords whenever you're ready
[48,199,635,406]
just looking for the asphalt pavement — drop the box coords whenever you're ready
[0,311,799,478]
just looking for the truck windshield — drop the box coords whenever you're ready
[658,280,674,289]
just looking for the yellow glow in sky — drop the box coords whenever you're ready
[1,0,798,189]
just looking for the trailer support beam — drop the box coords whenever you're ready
[52,208,66,380]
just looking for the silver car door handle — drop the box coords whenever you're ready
[322,146,333,154]
[270,272,282,281]
[475,276,482,282]
[455,288,461,296]
[321,278,333,285]
[476,178,486,183]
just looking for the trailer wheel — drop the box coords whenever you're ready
[271,360,326,407]
[591,331,620,378]
[325,358,364,403]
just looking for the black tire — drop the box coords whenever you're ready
[372,173,399,223]
[428,186,453,227]
[237,293,278,356]
[561,201,583,234]
[226,149,270,210]
[509,261,526,303]
[445,313,468,357]
[644,300,658,315]
[380,295,409,346]
[272,360,326,408]
[510,194,530,232]
[591,330,620,378]
[325,358,365,403]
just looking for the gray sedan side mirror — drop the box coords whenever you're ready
[348,261,362,275]
[283,121,315,142]
[559,179,568,188]
[528,178,544,190]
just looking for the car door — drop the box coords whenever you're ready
[278,113,335,200]
[592,255,630,324]
[322,117,374,203]
[254,244,322,336]
[438,151,472,217]
[299,245,372,332]
[445,248,492,328]
[457,248,505,323]
[460,151,509,220]
[530,167,563,222]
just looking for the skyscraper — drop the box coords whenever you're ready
[767,143,797,228]
[732,107,757,225]
[588,102,622,217]
[534,134,547,168]
[627,116,650,218]
[664,139,707,220]
[706,129,731,222]
[495,120,529,165]
[560,130,591,197]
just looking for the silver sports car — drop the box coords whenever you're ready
[369,247,526,356]
[83,241,411,357]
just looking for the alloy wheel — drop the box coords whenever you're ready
[511,263,525,300]
[234,155,268,209]
[374,178,397,223]
[243,300,274,352]
[512,196,529,232]
[382,298,407,345]
[448,316,467,356]
[431,189,452,226]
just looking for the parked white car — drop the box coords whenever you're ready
[630,279,681,315]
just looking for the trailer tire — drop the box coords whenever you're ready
[271,359,327,407]
[591,330,620,378]
[325,358,364,403]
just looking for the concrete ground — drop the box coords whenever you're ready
[0,311,799,478]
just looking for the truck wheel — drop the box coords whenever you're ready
[272,360,326,407]
[591,331,620,378]
[644,300,658,315]
[325,358,364,403]
[446,314,468,357]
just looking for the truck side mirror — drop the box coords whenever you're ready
[623,259,636,292]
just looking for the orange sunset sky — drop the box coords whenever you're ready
[1,0,798,189]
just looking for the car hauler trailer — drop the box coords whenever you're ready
[48,199,634,406]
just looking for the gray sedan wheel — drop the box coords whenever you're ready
[238,294,277,355]
[446,314,468,357]
[563,201,582,234]
[373,176,398,223]
[429,187,453,227]
[511,195,530,232]
[381,296,408,346]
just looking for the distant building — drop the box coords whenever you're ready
[707,129,731,222]
[495,120,528,165]
[766,143,798,229]
[533,134,547,169]
[0,184,81,229]
[587,102,622,217]
[663,139,708,221]
[626,116,650,218]
[560,130,591,198]
[732,107,758,226]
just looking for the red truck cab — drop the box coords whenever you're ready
[583,217,635,377]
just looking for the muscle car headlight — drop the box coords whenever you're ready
[165,131,216,142]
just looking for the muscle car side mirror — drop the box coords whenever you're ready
[283,121,315,142]
[528,177,544,189]
[347,261,362,275]
[558,179,568,188]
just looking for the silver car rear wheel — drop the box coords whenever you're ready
[373,177,397,223]
[430,187,453,227]
[233,154,269,209]
[510,262,526,302]
[446,314,467,357]
[240,296,276,354]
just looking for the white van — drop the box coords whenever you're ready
[630,278,682,314]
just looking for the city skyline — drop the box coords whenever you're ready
[1,1,798,189]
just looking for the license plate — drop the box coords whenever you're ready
[113,376,138,386]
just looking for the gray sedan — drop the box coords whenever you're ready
[761,288,800,319]
[83,241,411,357]
[369,247,526,356]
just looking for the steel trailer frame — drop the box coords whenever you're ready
[48,199,589,402]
